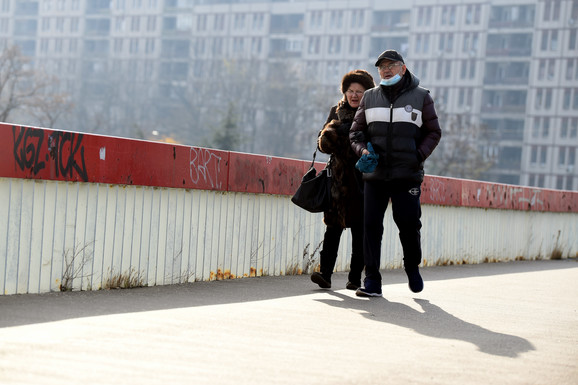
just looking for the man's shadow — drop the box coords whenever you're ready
[316,291,534,358]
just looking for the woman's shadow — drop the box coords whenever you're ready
[316,291,534,358]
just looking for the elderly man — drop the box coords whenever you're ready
[349,49,442,297]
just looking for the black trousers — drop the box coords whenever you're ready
[363,180,422,283]
[319,223,364,283]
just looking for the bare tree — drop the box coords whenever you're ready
[29,89,74,129]
[0,46,71,127]
[427,112,496,180]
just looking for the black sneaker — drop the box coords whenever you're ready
[406,268,423,293]
[346,281,361,291]
[355,279,382,297]
[311,272,331,289]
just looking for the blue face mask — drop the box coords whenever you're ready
[380,74,402,86]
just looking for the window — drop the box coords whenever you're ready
[540,30,559,51]
[561,118,578,138]
[197,14,206,31]
[543,0,561,21]
[535,88,553,110]
[252,13,264,30]
[435,60,452,80]
[326,61,340,83]
[0,0,9,12]
[251,37,261,54]
[563,88,578,110]
[349,35,362,54]
[439,33,454,53]
[328,36,341,54]
[415,34,429,54]
[351,10,364,29]
[145,38,154,54]
[529,174,546,187]
[459,59,476,79]
[41,18,50,31]
[413,60,428,81]
[538,59,556,80]
[114,17,125,32]
[462,32,479,54]
[457,88,473,107]
[232,37,244,54]
[416,7,432,26]
[441,6,456,25]
[533,117,551,138]
[129,38,138,54]
[131,16,140,32]
[569,29,577,51]
[465,4,482,25]
[70,19,79,32]
[308,36,320,54]
[329,10,343,29]
[214,14,224,31]
[113,38,123,53]
[234,14,245,30]
[147,16,156,32]
[310,11,323,29]
[558,146,576,166]
[39,39,48,53]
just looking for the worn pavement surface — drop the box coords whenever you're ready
[0,259,576,385]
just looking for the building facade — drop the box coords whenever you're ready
[1,0,577,189]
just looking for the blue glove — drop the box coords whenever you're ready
[355,142,379,173]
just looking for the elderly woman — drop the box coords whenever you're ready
[311,69,375,290]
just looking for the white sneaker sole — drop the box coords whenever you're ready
[355,288,382,297]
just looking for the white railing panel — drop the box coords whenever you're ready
[1,177,577,295]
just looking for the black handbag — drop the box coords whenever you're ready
[291,148,332,213]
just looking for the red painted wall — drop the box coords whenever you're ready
[1,123,577,212]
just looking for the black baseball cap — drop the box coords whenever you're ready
[375,50,405,66]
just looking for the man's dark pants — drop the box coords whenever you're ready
[363,180,422,284]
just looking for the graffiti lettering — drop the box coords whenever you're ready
[48,131,88,181]
[189,147,222,189]
[12,126,88,182]
[427,177,447,203]
[12,126,46,175]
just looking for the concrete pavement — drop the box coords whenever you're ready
[0,259,576,385]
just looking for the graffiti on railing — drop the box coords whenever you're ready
[12,126,88,182]
[505,186,544,209]
[47,131,88,181]
[189,147,222,189]
[426,177,447,204]
[474,184,545,210]
[12,125,46,175]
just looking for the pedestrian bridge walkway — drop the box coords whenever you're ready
[0,260,576,384]
[1,123,577,295]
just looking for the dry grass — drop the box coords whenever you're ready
[103,268,146,290]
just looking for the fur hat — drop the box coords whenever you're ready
[340,69,375,94]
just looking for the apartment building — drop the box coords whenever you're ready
[0,0,576,189]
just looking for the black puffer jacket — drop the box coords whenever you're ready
[350,71,441,183]
[318,100,363,228]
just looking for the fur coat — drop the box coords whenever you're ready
[317,100,364,228]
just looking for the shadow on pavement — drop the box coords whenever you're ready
[0,259,575,330]
[316,291,535,358]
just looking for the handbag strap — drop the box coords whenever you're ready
[309,147,318,169]
[310,145,331,176]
